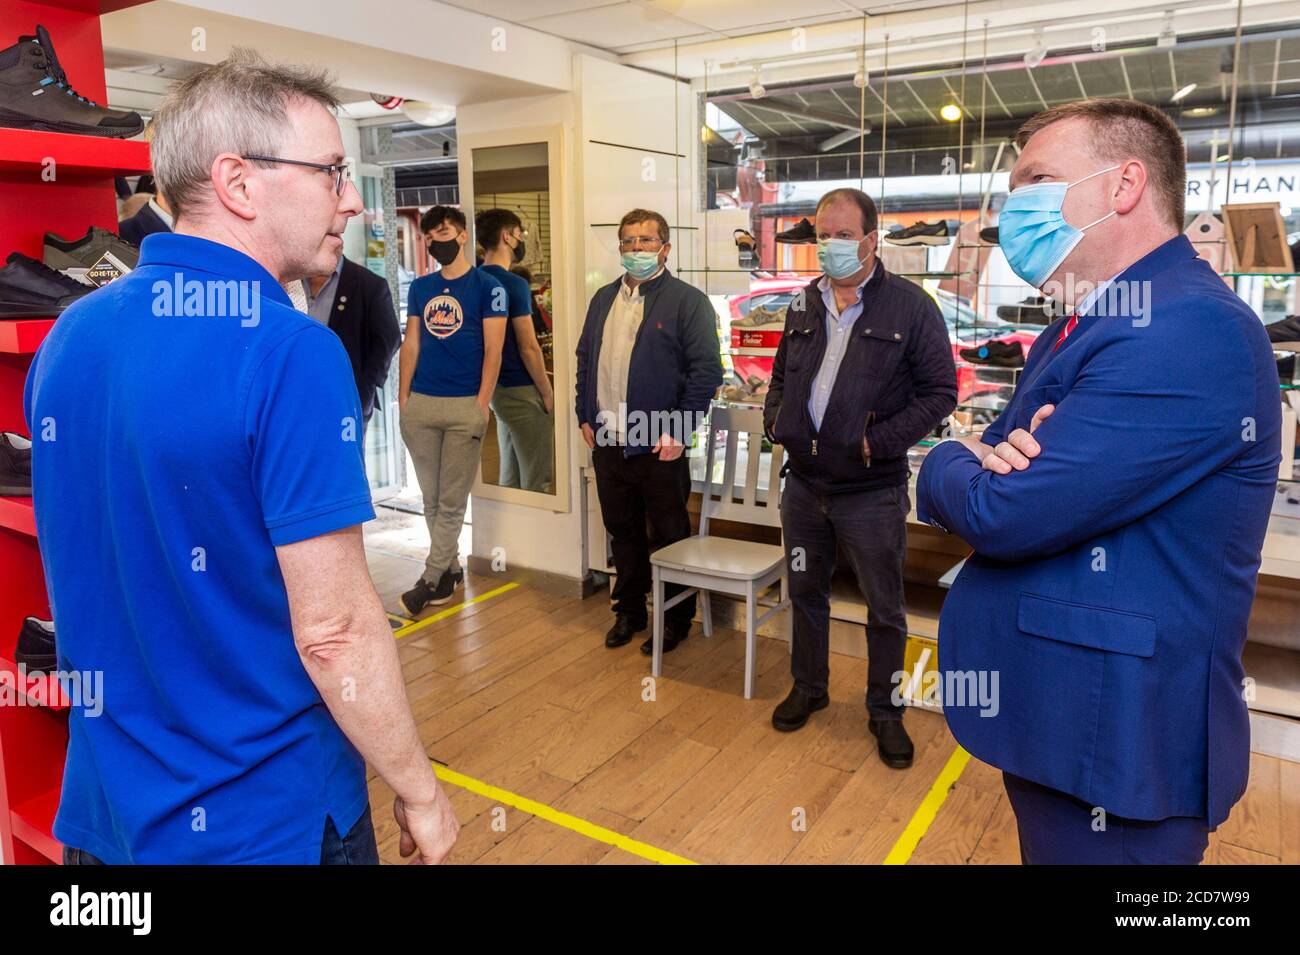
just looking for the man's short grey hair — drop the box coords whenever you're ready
[150,49,341,221]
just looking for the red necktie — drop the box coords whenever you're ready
[1053,314,1078,350]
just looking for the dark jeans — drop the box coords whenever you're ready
[592,445,695,625]
[63,804,380,865]
[1003,772,1210,864]
[781,474,909,720]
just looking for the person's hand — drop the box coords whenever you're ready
[981,404,1055,475]
[399,390,409,412]
[540,389,554,416]
[477,399,490,424]
[394,784,460,865]
[654,432,685,461]
[862,433,870,461]
[581,422,596,450]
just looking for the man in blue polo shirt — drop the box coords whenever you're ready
[24,52,459,864]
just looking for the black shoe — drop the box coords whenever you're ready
[0,251,93,317]
[979,226,999,245]
[1267,315,1300,344]
[771,686,830,732]
[605,613,647,648]
[884,220,950,246]
[0,432,32,495]
[401,570,457,615]
[996,296,1055,324]
[959,338,1025,368]
[775,217,816,245]
[639,620,689,656]
[44,227,139,287]
[0,26,144,138]
[15,617,56,674]
[869,719,914,769]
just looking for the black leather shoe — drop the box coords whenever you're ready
[771,686,830,732]
[605,614,646,648]
[869,719,914,769]
[775,217,816,244]
[639,620,689,656]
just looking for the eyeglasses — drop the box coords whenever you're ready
[241,155,353,196]
[618,236,663,251]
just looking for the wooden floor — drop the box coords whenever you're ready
[366,550,1300,865]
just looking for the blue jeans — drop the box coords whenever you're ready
[63,804,380,865]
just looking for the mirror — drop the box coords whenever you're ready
[471,142,556,495]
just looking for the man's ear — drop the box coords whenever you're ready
[1114,159,1146,216]
[210,153,257,222]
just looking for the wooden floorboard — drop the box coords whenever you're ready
[363,549,1299,865]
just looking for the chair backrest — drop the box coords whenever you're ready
[699,403,785,534]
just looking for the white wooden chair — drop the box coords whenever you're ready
[649,404,790,699]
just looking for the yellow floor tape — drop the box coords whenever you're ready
[393,582,520,639]
[883,745,971,864]
[431,763,698,865]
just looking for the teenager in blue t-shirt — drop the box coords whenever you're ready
[398,206,506,612]
[476,208,555,492]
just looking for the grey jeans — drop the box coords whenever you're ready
[400,392,485,582]
[490,384,554,492]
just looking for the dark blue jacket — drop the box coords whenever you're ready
[763,264,956,492]
[575,268,723,455]
[917,235,1281,826]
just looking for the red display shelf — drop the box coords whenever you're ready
[0,496,36,537]
[0,319,56,354]
[0,655,70,711]
[10,786,61,863]
[0,128,150,177]
[32,0,152,12]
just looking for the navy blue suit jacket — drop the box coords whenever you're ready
[917,235,1280,826]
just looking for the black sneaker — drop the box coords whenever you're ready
[15,617,56,674]
[0,432,32,495]
[979,226,999,244]
[775,217,816,245]
[0,26,144,138]
[884,220,950,246]
[959,338,1025,368]
[0,251,92,317]
[400,570,457,614]
[996,296,1054,324]
[44,227,139,287]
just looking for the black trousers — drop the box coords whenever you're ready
[780,474,909,720]
[592,445,695,625]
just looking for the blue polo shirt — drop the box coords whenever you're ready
[24,233,375,864]
[408,267,506,397]
[481,264,534,389]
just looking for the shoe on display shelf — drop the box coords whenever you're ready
[959,339,1025,368]
[731,304,786,350]
[978,226,999,245]
[996,296,1055,324]
[884,220,950,246]
[0,431,32,495]
[0,251,92,317]
[775,218,816,244]
[15,617,56,674]
[1267,315,1300,345]
[44,227,139,287]
[0,25,144,138]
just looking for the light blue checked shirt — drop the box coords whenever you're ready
[807,262,877,431]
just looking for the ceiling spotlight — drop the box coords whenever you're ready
[403,101,455,127]
[940,103,962,122]
[1171,83,1197,103]
[1157,10,1176,49]
[749,67,766,99]
[1024,30,1047,69]
[1184,106,1218,118]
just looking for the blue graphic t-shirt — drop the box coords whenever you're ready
[408,267,507,397]
[481,264,535,389]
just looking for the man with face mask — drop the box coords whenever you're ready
[575,208,723,655]
[398,205,507,613]
[917,99,1281,864]
[762,188,956,767]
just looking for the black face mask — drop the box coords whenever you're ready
[427,237,460,266]
[511,237,526,264]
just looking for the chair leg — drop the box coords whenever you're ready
[700,590,713,638]
[744,582,758,700]
[652,567,665,678]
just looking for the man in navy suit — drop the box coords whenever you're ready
[917,98,1281,864]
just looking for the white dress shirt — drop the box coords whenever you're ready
[596,268,664,442]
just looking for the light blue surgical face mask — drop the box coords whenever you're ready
[817,237,871,280]
[998,164,1119,288]
[621,251,662,280]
